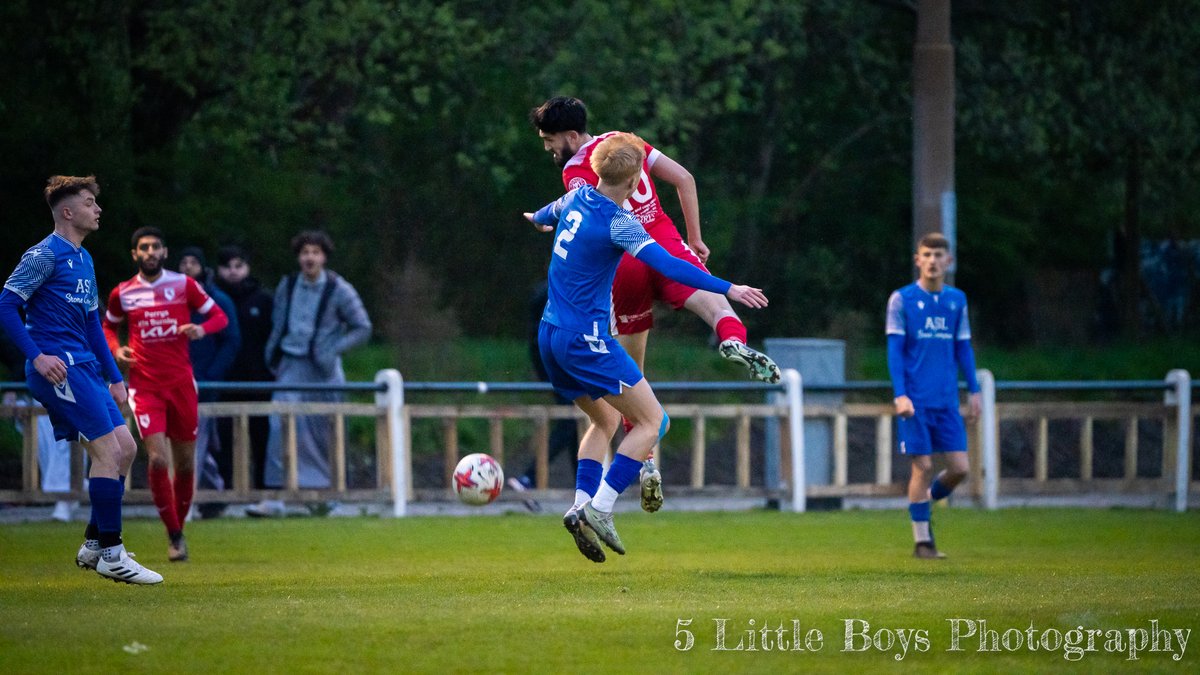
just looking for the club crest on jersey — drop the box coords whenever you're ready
[568,176,587,191]
[917,300,925,310]
[138,414,151,429]
[164,287,176,301]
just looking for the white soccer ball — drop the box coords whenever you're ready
[452,453,504,506]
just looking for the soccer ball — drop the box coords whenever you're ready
[453,453,504,506]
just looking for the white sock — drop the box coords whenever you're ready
[912,521,931,543]
[101,543,125,562]
[574,489,591,509]
[84,539,100,551]
[591,482,619,512]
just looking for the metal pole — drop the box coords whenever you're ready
[784,369,806,513]
[913,0,957,280]
[1166,369,1191,512]
[979,369,998,510]
[376,369,408,517]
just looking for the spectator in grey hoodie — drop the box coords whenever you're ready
[246,230,371,517]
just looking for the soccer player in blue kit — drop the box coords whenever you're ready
[0,176,163,584]
[886,233,982,559]
[525,133,770,562]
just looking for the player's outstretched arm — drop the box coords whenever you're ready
[523,212,553,233]
[725,284,768,309]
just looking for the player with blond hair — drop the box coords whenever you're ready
[530,96,781,514]
[525,133,771,561]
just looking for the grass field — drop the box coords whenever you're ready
[1,508,1197,674]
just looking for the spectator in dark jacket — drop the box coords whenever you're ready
[214,245,275,489]
[178,247,240,508]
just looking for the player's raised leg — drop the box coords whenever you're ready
[683,291,781,384]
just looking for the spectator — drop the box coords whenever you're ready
[214,245,274,489]
[246,230,371,517]
[178,246,241,518]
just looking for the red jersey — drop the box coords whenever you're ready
[562,131,675,234]
[103,270,227,389]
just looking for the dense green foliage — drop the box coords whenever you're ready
[0,509,1197,672]
[2,1,1198,346]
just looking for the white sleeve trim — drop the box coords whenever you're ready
[646,148,662,168]
[198,297,216,314]
[629,239,653,257]
[2,283,31,301]
[105,310,125,323]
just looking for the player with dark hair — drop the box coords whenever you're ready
[0,175,162,583]
[886,232,982,559]
[530,96,781,513]
[525,133,770,562]
[104,226,229,561]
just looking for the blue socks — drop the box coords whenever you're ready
[89,477,123,548]
[576,458,603,496]
[909,500,932,544]
[930,477,953,501]
[590,454,644,512]
[600,454,643,495]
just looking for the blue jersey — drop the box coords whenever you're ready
[886,283,973,409]
[2,233,101,366]
[533,185,654,337]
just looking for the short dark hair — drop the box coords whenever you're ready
[217,244,249,267]
[131,226,166,249]
[917,232,950,251]
[291,230,334,256]
[44,175,100,209]
[529,96,588,134]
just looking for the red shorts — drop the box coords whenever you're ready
[128,382,199,442]
[611,225,708,335]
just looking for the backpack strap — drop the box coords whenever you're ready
[268,272,299,369]
[307,271,340,361]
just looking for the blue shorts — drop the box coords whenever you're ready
[897,406,967,456]
[26,359,125,443]
[538,322,644,401]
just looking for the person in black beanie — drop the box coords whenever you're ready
[177,246,240,516]
[213,245,275,489]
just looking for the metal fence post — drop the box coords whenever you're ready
[1166,369,1192,513]
[376,369,407,517]
[784,369,806,513]
[979,369,999,510]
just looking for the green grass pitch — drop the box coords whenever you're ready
[1,508,1196,674]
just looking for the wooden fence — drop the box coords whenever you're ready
[2,369,1195,512]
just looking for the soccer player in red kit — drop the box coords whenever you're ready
[104,226,228,562]
[530,96,781,512]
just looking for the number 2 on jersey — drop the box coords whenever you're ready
[553,210,583,260]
